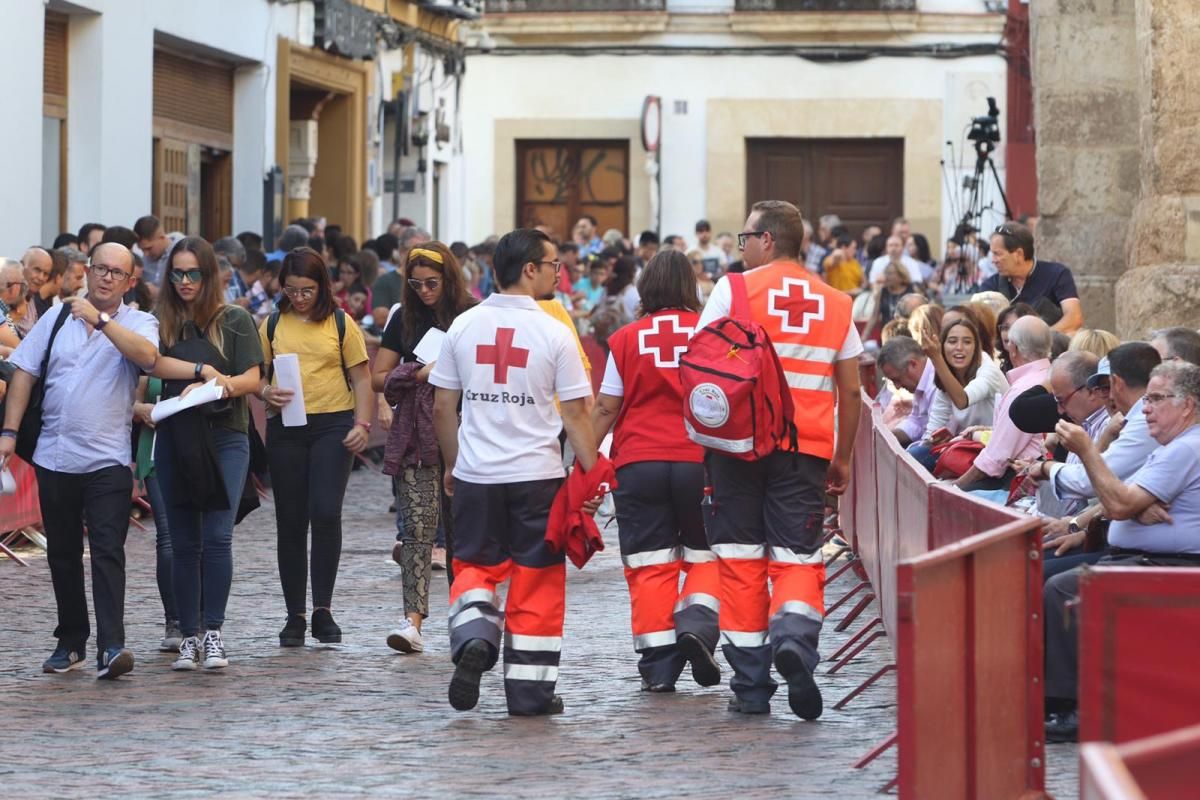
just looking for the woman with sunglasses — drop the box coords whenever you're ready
[259,247,374,647]
[372,242,476,654]
[149,237,264,670]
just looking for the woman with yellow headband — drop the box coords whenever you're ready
[372,241,477,654]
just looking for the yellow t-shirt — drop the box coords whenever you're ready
[825,258,864,294]
[259,311,369,414]
[538,299,591,373]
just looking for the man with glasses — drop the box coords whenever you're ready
[1043,360,1200,742]
[1,260,32,338]
[431,228,599,717]
[981,222,1084,334]
[0,243,159,681]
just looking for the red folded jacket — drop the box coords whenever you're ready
[545,455,617,569]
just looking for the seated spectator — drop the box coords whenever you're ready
[868,262,916,336]
[908,317,1009,471]
[937,238,985,299]
[953,315,1053,492]
[981,222,1083,334]
[1026,344,1162,577]
[996,302,1039,372]
[907,303,943,344]
[1043,360,1200,743]
[894,292,928,321]
[964,301,999,354]
[969,290,1010,320]
[880,318,911,343]
[869,235,931,285]
[687,250,715,305]
[1069,328,1120,358]
[876,336,935,447]
[1150,326,1200,365]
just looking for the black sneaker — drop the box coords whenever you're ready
[279,615,306,647]
[727,696,771,714]
[42,644,86,674]
[96,647,134,680]
[510,695,565,717]
[310,609,342,644]
[449,639,492,711]
[677,632,721,687]
[775,645,823,720]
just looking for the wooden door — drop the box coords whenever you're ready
[517,140,628,243]
[201,150,233,240]
[153,138,190,235]
[746,138,904,240]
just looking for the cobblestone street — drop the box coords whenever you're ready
[2,468,1076,798]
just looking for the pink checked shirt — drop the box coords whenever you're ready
[973,358,1051,477]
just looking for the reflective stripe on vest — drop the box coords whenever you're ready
[784,371,835,393]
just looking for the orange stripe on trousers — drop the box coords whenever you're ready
[718,557,769,633]
[624,563,681,636]
[505,563,566,637]
[449,559,512,606]
[768,562,826,617]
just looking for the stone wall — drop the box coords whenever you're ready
[1033,0,1200,338]
[1030,0,1139,334]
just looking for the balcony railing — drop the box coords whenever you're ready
[484,0,665,11]
[735,0,916,9]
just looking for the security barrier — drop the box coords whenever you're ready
[1080,723,1200,800]
[1078,567,1200,744]
[838,389,1044,798]
[896,519,1046,799]
[0,455,40,531]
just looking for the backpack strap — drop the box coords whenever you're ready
[334,308,351,390]
[727,272,751,320]
[36,305,72,401]
[265,310,280,384]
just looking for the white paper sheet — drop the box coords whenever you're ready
[149,378,227,424]
[0,467,16,496]
[273,353,308,427]
[413,327,446,365]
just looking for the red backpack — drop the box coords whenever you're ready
[680,273,797,461]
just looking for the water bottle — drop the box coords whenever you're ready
[701,486,714,516]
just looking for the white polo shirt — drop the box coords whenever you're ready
[430,292,592,484]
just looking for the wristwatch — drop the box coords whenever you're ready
[96,312,111,330]
[1068,517,1083,534]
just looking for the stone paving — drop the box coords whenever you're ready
[1,467,1078,798]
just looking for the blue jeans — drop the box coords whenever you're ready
[144,474,178,624]
[157,426,250,636]
[906,441,939,473]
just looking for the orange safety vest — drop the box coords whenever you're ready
[742,260,853,461]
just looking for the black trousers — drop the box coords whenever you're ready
[35,464,134,654]
[267,411,354,615]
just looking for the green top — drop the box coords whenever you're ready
[135,377,163,481]
[372,270,403,310]
[160,305,265,434]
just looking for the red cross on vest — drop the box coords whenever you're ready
[476,327,529,384]
[767,276,826,334]
[638,314,694,368]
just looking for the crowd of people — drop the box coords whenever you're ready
[2,200,1195,734]
[867,222,1200,744]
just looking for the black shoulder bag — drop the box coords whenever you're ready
[0,305,71,462]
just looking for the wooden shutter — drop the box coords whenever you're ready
[516,140,629,240]
[44,12,68,118]
[154,138,191,236]
[153,49,234,149]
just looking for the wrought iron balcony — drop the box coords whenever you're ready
[735,0,916,9]
[484,0,666,12]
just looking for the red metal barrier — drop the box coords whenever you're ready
[1080,723,1200,800]
[926,482,1024,551]
[1078,567,1200,745]
[0,455,41,532]
[896,518,1047,800]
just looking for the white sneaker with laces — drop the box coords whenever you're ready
[202,630,229,669]
[386,618,424,654]
[173,636,201,671]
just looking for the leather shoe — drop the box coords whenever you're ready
[727,696,771,714]
[640,679,676,693]
[1045,710,1079,743]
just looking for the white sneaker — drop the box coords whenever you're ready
[386,618,424,654]
[173,636,201,671]
[201,630,229,669]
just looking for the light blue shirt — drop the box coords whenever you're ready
[9,303,159,474]
[1051,397,1156,502]
[1109,424,1200,554]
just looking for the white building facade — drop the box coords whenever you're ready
[1,0,470,258]
[453,0,1009,251]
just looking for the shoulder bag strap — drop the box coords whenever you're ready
[334,308,350,390]
[36,305,73,402]
[727,272,751,320]
[265,311,280,383]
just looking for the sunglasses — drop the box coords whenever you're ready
[169,268,203,284]
[408,278,442,292]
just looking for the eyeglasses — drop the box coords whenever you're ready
[535,260,562,274]
[1052,385,1087,408]
[282,286,317,300]
[737,231,766,249]
[88,264,131,282]
[169,268,203,284]
[1143,392,1183,406]
[408,278,442,292]
[4,281,27,292]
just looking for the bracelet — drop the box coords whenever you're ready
[260,385,271,400]
[0,429,17,440]
[355,420,372,432]
[194,362,204,381]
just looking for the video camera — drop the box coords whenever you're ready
[967,97,1002,156]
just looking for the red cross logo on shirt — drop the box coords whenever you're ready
[767,277,825,334]
[638,314,695,368]
[476,327,529,384]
